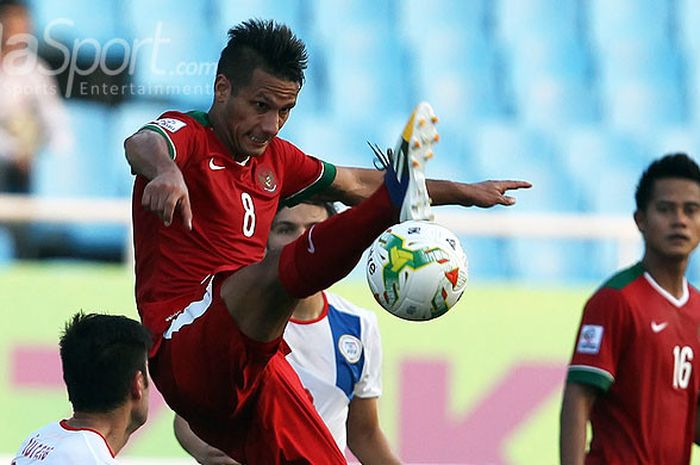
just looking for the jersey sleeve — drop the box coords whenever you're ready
[567,287,630,392]
[139,111,197,166]
[354,311,383,398]
[276,139,337,206]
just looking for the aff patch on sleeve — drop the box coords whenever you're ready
[154,118,186,133]
[576,324,604,354]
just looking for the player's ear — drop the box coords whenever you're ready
[214,74,231,103]
[130,369,148,401]
[634,209,646,233]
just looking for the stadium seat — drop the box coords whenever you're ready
[32,101,127,258]
[124,0,221,107]
[216,0,307,35]
[496,0,582,45]
[324,23,413,122]
[398,0,490,43]
[588,0,673,48]
[558,127,652,213]
[471,123,582,212]
[29,0,127,43]
[458,236,512,282]
[508,238,602,283]
[311,0,397,39]
[0,227,16,265]
[603,81,687,132]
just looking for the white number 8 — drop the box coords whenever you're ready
[241,192,256,237]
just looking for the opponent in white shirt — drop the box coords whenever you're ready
[13,313,151,465]
[174,202,401,465]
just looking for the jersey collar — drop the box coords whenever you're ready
[289,292,329,325]
[59,419,116,458]
[643,272,689,308]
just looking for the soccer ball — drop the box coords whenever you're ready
[366,220,468,321]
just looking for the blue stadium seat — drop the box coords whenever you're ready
[588,0,673,47]
[282,115,377,168]
[29,0,126,43]
[558,127,652,213]
[124,1,221,107]
[0,227,16,265]
[32,101,128,257]
[312,0,397,39]
[398,0,490,43]
[508,238,601,283]
[603,81,687,132]
[496,0,582,45]
[471,123,582,212]
[216,0,307,35]
[458,236,512,282]
[324,24,413,122]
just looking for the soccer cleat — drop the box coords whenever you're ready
[368,102,439,222]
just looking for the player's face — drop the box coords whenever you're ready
[636,178,700,260]
[268,204,330,251]
[215,68,299,159]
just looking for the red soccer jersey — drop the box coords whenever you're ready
[568,262,700,465]
[131,111,336,345]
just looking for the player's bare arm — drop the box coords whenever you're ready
[560,382,598,465]
[124,130,193,229]
[321,165,531,208]
[347,397,402,465]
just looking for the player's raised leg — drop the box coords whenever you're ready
[221,102,439,342]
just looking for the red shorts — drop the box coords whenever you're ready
[149,276,346,465]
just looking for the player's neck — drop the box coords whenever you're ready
[67,409,131,456]
[642,253,688,299]
[291,292,325,322]
[207,107,246,163]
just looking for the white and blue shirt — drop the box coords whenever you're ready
[284,292,382,452]
[13,420,118,464]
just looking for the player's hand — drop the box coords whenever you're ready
[141,167,193,229]
[194,446,240,465]
[462,179,532,208]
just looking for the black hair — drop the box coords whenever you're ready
[60,312,152,413]
[217,18,308,95]
[635,153,700,212]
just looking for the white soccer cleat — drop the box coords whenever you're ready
[393,102,438,222]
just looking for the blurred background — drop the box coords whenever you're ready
[2,0,700,464]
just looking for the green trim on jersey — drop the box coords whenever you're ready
[603,262,644,290]
[567,365,614,392]
[283,161,337,207]
[186,110,211,127]
[142,124,177,160]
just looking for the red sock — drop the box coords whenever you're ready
[278,185,398,298]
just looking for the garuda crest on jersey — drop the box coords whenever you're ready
[256,167,278,193]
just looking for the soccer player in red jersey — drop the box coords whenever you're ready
[560,153,700,465]
[125,19,529,465]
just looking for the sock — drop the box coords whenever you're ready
[278,185,398,298]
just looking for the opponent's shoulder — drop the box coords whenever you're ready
[326,293,378,326]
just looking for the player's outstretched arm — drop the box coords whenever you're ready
[124,131,193,229]
[559,382,597,465]
[347,397,402,465]
[173,414,240,465]
[323,166,531,208]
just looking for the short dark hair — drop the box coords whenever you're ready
[60,312,152,413]
[217,19,308,95]
[635,153,700,211]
